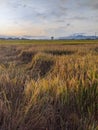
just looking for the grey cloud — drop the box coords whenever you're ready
[34,0,67,18]
[66,23,70,26]
[5,0,68,23]
[69,16,89,20]
[77,0,98,10]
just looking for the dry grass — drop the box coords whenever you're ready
[0,40,98,130]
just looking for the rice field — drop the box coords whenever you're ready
[0,40,98,130]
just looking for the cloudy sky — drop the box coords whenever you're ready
[0,0,98,37]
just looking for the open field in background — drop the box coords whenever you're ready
[0,40,98,130]
[0,39,98,45]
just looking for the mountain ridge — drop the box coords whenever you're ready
[0,34,98,40]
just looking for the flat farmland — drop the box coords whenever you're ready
[0,40,98,130]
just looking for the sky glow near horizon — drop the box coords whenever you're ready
[0,0,98,37]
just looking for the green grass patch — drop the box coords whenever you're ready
[0,39,98,45]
